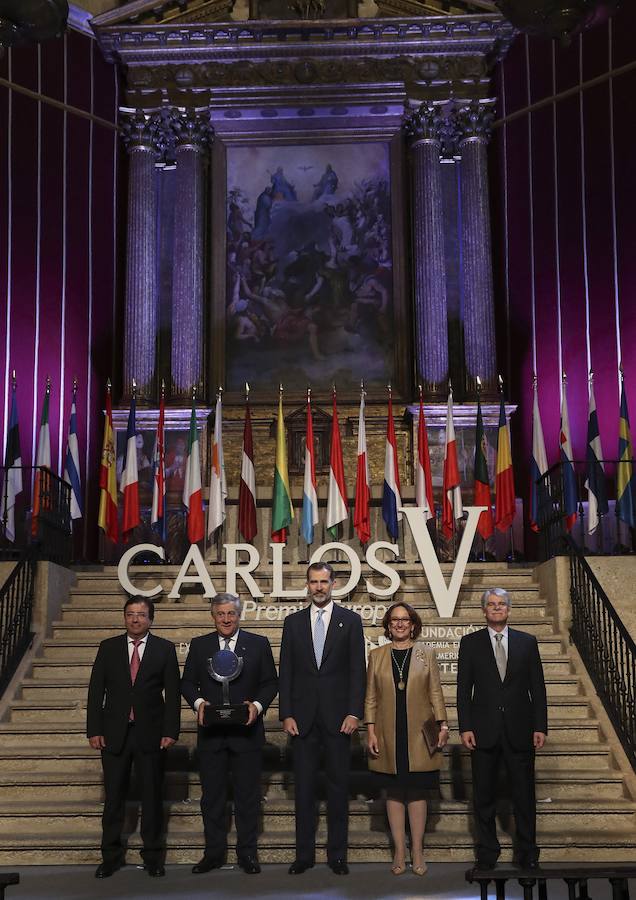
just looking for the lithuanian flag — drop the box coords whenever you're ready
[272,392,294,543]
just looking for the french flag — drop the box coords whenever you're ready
[382,389,402,541]
[559,376,578,532]
[301,394,319,545]
[121,394,140,539]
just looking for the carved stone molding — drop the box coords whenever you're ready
[119,109,164,154]
[403,101,445,144]
[168,108,215,151]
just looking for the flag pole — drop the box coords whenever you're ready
[477,376,486,563]
[499,374,516,563]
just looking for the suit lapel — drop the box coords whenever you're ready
[479,627,501,683]
[135,632,153,682]
[504,628,519,682]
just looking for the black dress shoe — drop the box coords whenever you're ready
[95,862,120,879]
[475,859,496,871]
[288,860,314,874]
[522,859,540,870]
[329,859,349,875]
[238,856,261,874]
[192,856,224,874]
[146,863,165,877]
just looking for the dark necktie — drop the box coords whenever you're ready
[495,633,507,682]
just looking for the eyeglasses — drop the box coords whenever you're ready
[125,611,149,619]
[390,617,412,624]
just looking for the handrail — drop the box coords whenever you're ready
[0,546,36,698]
[0,466,72,566]
[568,538,636,770]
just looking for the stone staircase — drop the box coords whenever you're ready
[0,562,635,865]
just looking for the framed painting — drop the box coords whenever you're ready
[211,134,409,400]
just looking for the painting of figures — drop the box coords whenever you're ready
[224,142,395,392]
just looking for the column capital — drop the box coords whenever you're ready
[403,101,445,146]
[452,99,496,147]
[168,108,214,152]
[119,108,163,154]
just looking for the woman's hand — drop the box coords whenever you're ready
[437,724,450,750]
[366,725,380,757]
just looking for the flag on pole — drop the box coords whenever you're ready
[327,388,348,539]
[558,377,577,532]
[442,387,463,539]
[208,393,227,538]
[272,390,294,543]
[616,374,635,529]
[474,393,494,540]
[301,392,319,545]
[98,381,118,544]
[63,384,83,522]
[183,397,204,543]
[353,387,371,544]
[1,378,22,542]
[495,390,516,532]
[415,392,435,522]
[150,389,166,542]
[585,377,608,535]
[529,379,548,532]
[32,379,52,537]
[238,393,257,543]
[382,388,402,541]
[121,392,140,540]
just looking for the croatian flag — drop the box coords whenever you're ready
[63,388,83,521]
[151,393,166,542]
[353,389,371,544]
[121,395,140,539]
[529,381,548,533]
[559,378,578,532]
[382,390,402,541]
[442,387,463,539]
[301,395,319,545]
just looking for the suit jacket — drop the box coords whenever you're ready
[456,626,548,751]
[364,643,447,774]
[279,603,366,736]
[86,632,181,755]
[181,629,278,752]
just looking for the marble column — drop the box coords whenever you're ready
[169,110,213,399]
[455,100,497,393]
[405,102,448,393]
[120,111,162,400]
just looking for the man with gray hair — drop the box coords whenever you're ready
[182,592,278,875]
[457,587,547,871]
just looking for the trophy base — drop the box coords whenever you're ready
[203,703,249,726]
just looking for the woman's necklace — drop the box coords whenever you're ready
[391,646,412,691]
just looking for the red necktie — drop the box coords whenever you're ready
[129,639,141,721]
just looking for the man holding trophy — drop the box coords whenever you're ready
[182,592,278,875]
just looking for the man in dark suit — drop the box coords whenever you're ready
[86,597,181,879]
[181,592,278,875]
[457,587,548,870]
[279,562,366,875]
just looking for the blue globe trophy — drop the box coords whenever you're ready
[204,649,248,724]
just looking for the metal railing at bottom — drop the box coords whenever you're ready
[569,540,636,771]
[0,546,36,698]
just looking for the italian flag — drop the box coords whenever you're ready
[183,398,204,544]
[271,392,293,543]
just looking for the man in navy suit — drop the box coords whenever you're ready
[457,588,548,870]
[87,597,181,879]
[279,562,366,875]
[181,592,278,875]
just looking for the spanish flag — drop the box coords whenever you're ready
[495,393,516,532]
[272,391,293,543]
[98,382,118,543]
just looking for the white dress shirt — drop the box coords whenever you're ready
[194,629,262,716]
[127,633,149,662]
[487,625,509,660]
